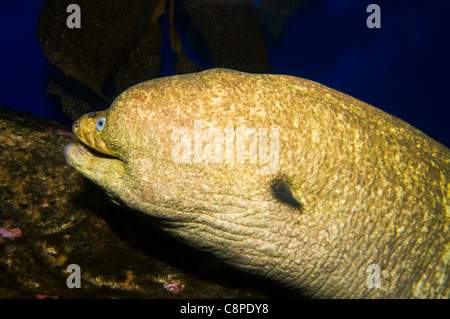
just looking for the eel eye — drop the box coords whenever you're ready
[95,117,106,132]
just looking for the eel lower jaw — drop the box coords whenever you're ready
[66,140,117,158]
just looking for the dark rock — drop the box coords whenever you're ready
[37,0,161,99]
[180,0,271,73]
[46,67,111,121]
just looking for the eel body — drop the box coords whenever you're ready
[65,68,449,298]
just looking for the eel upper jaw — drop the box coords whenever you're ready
[67,134,119,160]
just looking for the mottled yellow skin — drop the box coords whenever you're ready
[64,68,449,298]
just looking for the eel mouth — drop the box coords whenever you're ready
[80,141,117,159]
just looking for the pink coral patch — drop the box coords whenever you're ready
[0,227,23,239]
[163,280,184,294]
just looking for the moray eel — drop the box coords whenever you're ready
[64,68,449,298]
